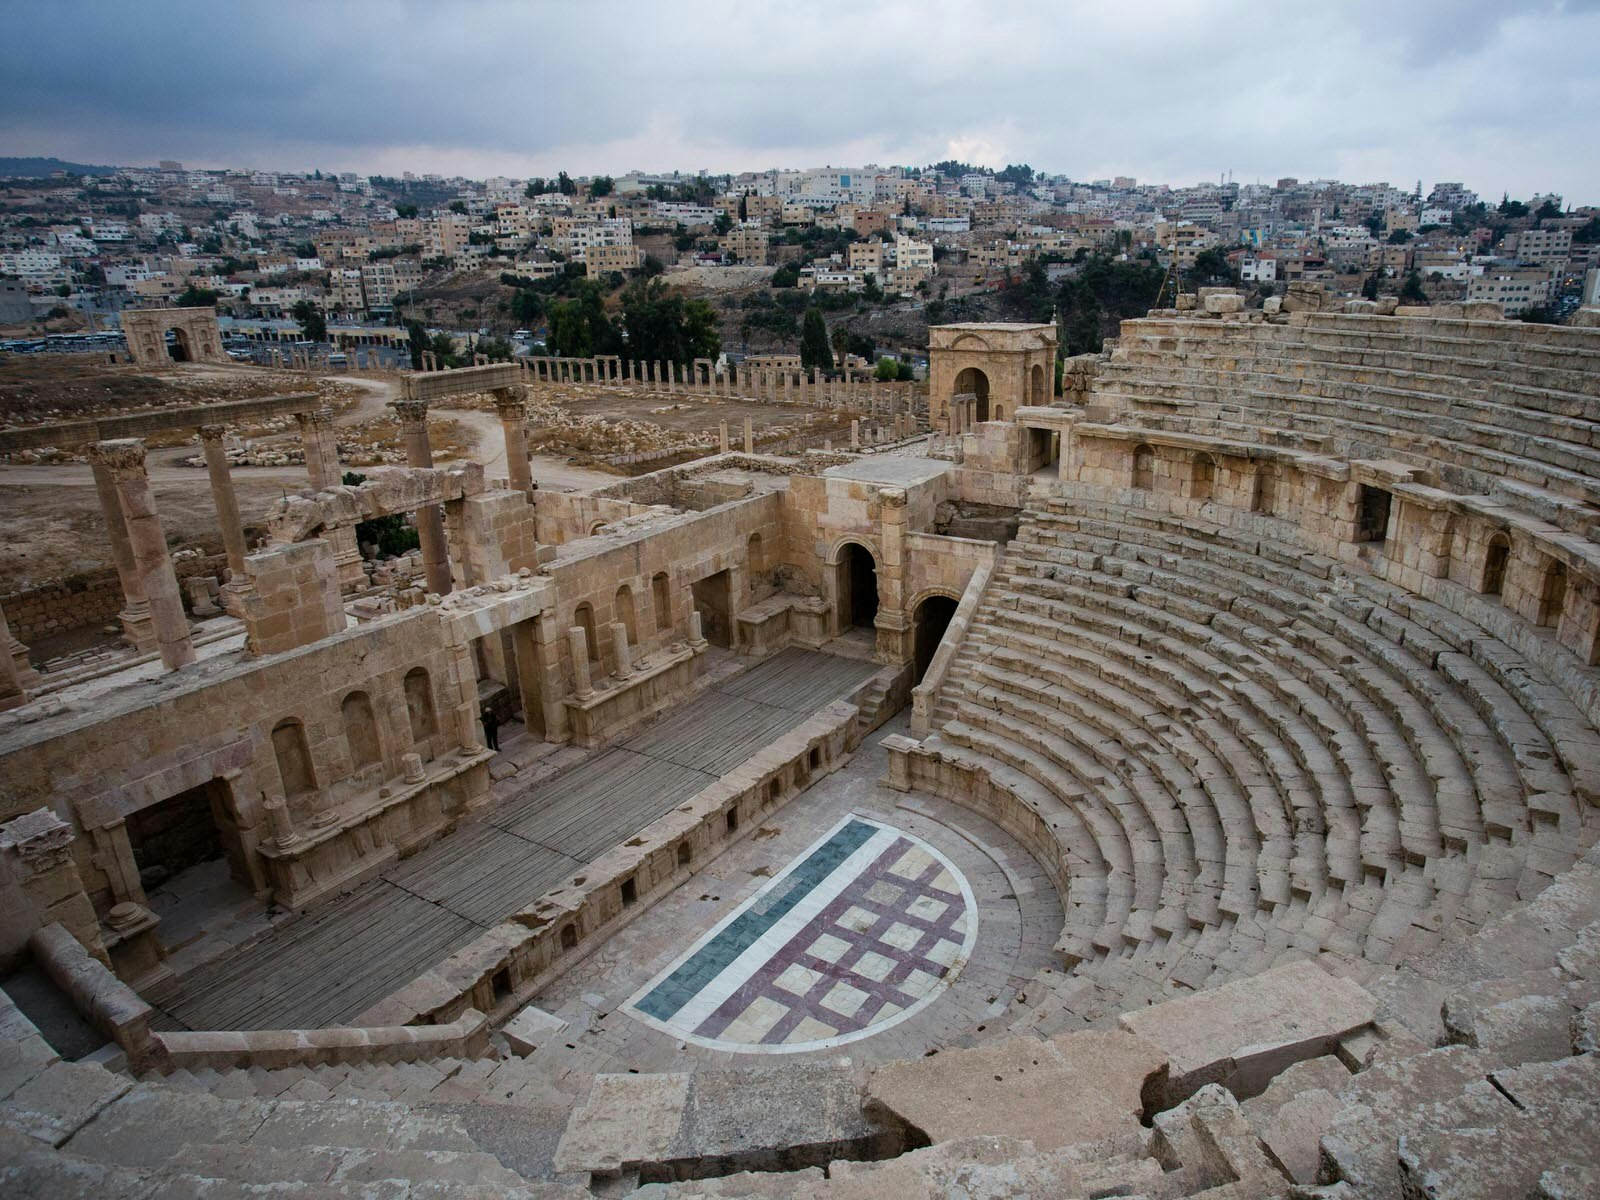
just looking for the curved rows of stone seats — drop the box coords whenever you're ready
[913,490,1600,1026]
[1091,314,1600,517]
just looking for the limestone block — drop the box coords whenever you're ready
[1239,1054,1350,1183]
[1262,295,1283,314]
[501,1004,567,1056]
[1204,292,1244,314]
[553,1071,690,1174]
[864,1027,1166,1151]
[1118,959,1376,1107]
[0,1061,131,1147]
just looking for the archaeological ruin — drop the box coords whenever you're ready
[3,292,1600,1197]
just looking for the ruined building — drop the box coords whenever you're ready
[3,293,1600,1196]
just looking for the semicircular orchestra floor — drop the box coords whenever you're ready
[520,715,1063,1076]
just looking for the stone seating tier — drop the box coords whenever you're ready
[1088,314,1600,521]
[909,492,1598,1022]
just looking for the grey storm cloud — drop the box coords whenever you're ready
[2,0,1597,200]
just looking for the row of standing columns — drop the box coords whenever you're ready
[508,355,924,422]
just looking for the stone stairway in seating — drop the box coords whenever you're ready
[919,491,1600,1028]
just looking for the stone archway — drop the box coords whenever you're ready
[954,367,991,422]
[168,326,193,363]
[834,541,879,631]
[1031,363,1047,405]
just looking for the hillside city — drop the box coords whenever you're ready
[3,158,1597,374]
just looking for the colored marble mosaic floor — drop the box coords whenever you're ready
[625,813,976,1053]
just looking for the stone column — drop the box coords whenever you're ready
[744,417,755,453]
[610,621,633,679]
[0,601,32,710]
[390,399,453,595]
[851,419,860,449]
[198,425,248,583]
[719,421,730,453]
[493,388,533,494]
[86,440,195,671]
[294,407,362,589]
[295,407,341,491]
[89,455,156,651]
[567,625,593,699]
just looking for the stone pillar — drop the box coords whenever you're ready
[875,486,913,665]
[744,417,755,453]
[295,408,341,491]
[86,440,195,671]
[89,456,156,651]
[688,609,706,649]
[567,625,593,699]
[0,601,32,710]
[610,621,633,679]
[493,388,533,494]
[851,419,860,449]
[719,421,730,453]
[390,399,453,595]
[0,809,109,965]
[198,425,248,584]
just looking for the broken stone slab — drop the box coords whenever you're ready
[1239,1055,1351,1184]
[0,1061,131,1147]
[553,1071,691,1176]
[501,1004,568,1056]
[864,1027,1166,1152]
[1117,959,1376,1108]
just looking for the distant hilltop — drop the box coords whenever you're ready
[0,156,118,178]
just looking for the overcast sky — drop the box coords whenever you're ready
[4,1,1597,202]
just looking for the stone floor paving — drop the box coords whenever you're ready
[523,712,1063,1079]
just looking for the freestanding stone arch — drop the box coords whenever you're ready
[927,322,1057,430]
[122,306,228,367]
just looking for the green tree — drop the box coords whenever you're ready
[448,200,468,215]
[874,355,901,381]
[406,320,429,369]
[1185,248,1236,290]
[615,277,721,364]
[557,171,576,196]
[713,211,734,236]
[546,281,615,358]
[291,300,327,342]
[799,306,832,372]
[1399,269,1428,304]
[771,262,801,288]
[1387,229,1413,244]
[177,284,219,307]
[1362,268,1381,300]
[589,175,614,197]
[394,202,418,219]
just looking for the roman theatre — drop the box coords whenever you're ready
[4,289,1600,1196]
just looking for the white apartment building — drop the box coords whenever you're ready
[1240,257,1277,283]
[1513,228,1573,265]
[0,250,66,283]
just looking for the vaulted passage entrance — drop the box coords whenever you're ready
[125,783,224,893]
[913,594,959,683]
[837,543,879,630]
[692,569,733,648]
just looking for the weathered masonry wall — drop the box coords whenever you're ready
[3,552,230,646]
[0,607,481,916]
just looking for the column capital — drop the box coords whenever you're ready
[294,406,336,431]
[85,438,148,477]
[389,399,430,427]
[198,423,228,443]
[491,388,526,418]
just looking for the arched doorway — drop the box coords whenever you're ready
[953,366,990,422]
[167,327,193,363]
[913,594,959,682]
[836,542,879,631]
[1030,363,1047,405]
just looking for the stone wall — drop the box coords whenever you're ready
[4,552,229,647]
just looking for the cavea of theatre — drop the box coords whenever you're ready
[4,292,1600,1197]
